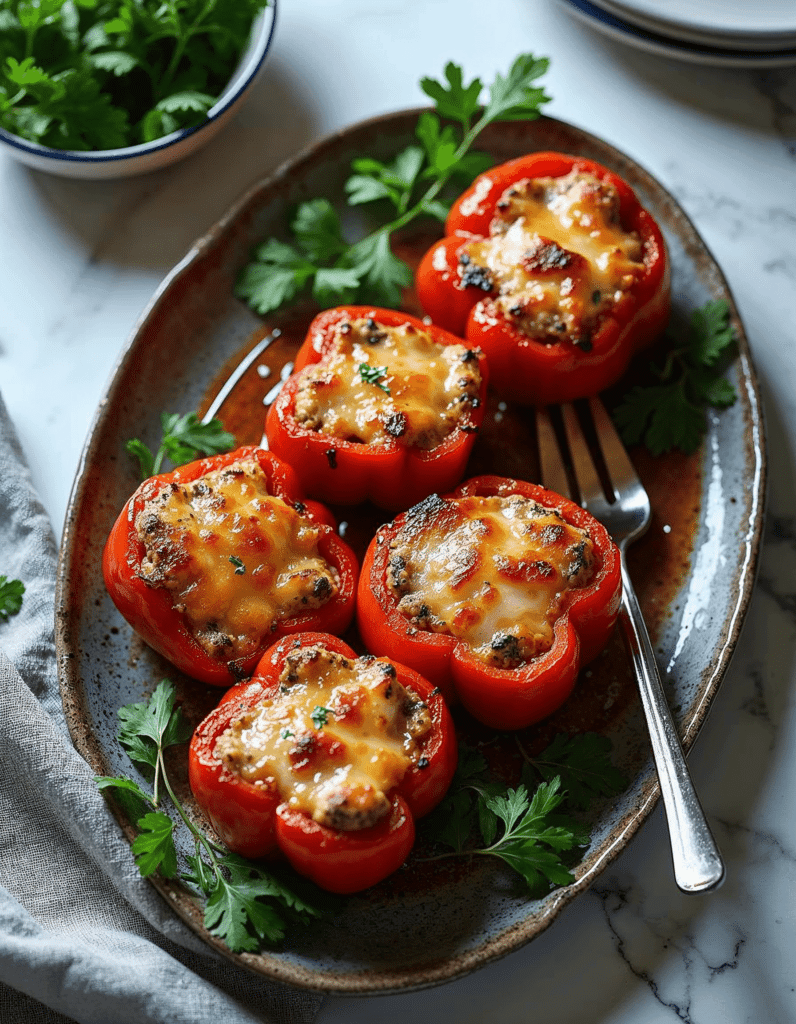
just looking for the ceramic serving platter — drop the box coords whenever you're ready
[55,111,766,994]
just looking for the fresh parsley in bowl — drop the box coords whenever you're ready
[0,0,275,179]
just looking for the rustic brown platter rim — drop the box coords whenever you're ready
[55,110,766,994]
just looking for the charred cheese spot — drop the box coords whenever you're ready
[293,317,482,450]
[135,460,338,663]
[215,646,432,831]
[388,493,595,668]
[461,170,645,348]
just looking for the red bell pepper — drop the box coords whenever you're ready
[415,152,670,405]
[188,631,457,893]
[357,475,622,730]
[102,447,358,687]
[265,306,489,511]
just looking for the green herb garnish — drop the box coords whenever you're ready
[0,0,270,150]
[420,735,626,892]
[311,706,331,729]
[229,555,246,575]
[236,54,550,315]
[613,299,737,455]
[125,412,235,480]
[358,363,391,394]
[0,575,24,621]
[518,732,628,811]
[96,681,330,952]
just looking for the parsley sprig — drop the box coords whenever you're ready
[358,363,391,393]
[0,575,24,621]
[126,412,235,480]
[236,55,550,316]
[96,681,331,952]
[0,0,270,150]
[613,299,737,455]
[420,736,626,891]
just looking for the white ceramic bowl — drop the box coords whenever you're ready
[0,3,277,180]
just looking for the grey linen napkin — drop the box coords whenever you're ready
[0,392,324,1024]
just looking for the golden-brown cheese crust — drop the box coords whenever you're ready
[293,316,482,450]
[388,493,595,668]
[135,460,338,662]
[461,170,644,348]
[215,646,432,831]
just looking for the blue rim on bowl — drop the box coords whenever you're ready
[0,1,278,178]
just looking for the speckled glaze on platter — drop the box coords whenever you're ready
[55,111,766,994]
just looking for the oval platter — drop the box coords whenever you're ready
[55,111,766,994]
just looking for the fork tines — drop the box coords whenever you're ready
[536,399,612,506]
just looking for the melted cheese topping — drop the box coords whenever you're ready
[293,316,482,450]
[215,645,432,830]
[135,460,338,664]
[388,493,595,667]
[461,170,645,348]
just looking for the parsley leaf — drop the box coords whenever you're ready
[613,299,737,456]
[236,239,317,315]
[193,854,332,952]
[422,745,499,853]
[420,62,483,128]
[202,862,288,951]
[481,780,585,889]
[311,706,331,729]
[419,734,623,892]
[342,230,413,308]
[0,575,24,621]
[521,733,627,811]
[358,363,391,393]
[95,776,154,823]
[237,54,550,316]
[131,812,179,878]
[125,411,235,480]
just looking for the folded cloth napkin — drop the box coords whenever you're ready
[0,392,324,1024]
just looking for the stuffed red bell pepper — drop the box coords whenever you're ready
[415,152,670,405]
[188,631,457,894]
[265,306,488,511]
[103,447,358,687]
[357,476,622,730]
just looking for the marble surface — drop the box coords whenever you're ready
[1,0,795,1021]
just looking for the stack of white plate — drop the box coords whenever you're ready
[559,0,796,67]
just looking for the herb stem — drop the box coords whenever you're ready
[157,745,221,870]
[151,445,167,477]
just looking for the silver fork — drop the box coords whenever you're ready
[537,396,725,894]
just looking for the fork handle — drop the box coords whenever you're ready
[619,559,725,893]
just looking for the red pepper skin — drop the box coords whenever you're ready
[274,797,414,895]
[102,447,359,687]
[356,476,622,730]
[415,152,670,406]
[265,306,489,511]
[188,632,457,893]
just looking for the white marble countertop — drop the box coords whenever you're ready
[2,1,795,1021]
